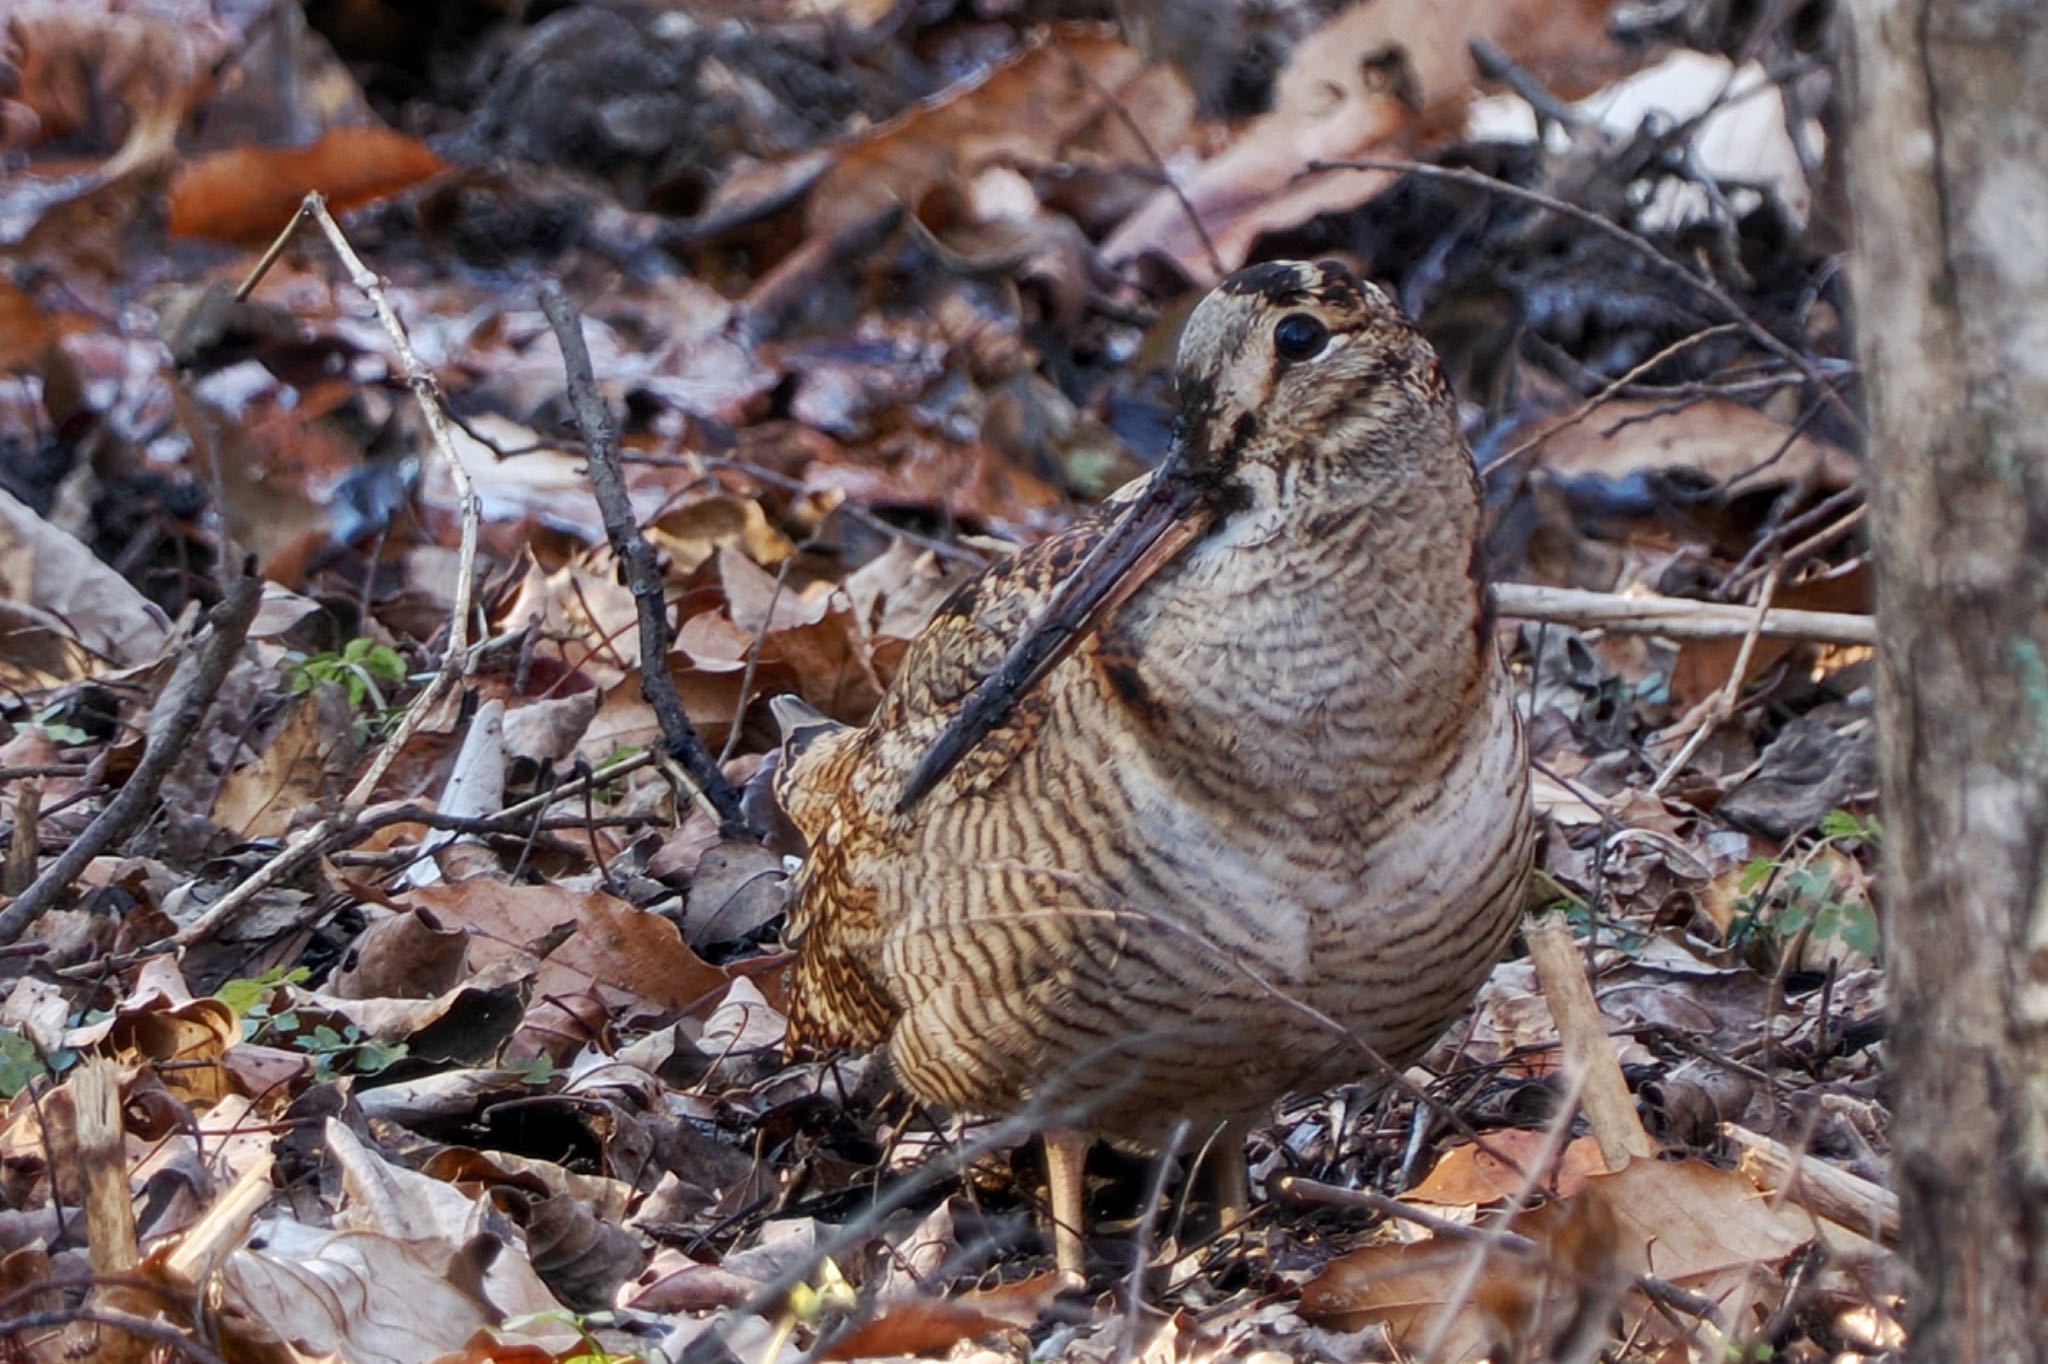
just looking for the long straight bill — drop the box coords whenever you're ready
[895,475,1216,813]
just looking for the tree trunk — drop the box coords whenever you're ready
[1843,1,2048,1359]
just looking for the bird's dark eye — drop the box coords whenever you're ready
[1273,312,1330,362]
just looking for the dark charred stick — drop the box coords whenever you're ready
[1470,38,1582,132]
[0,568,263,946]
[538,282,753,841]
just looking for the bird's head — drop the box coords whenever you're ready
[1166,258,1459,497]
[897,260,1462,811]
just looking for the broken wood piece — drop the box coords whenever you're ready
[1494,583,1875,646]
[1723,1122,1900,1246]
[1524,911,1657,1169]
[74,1060,138,1277]
[161,1151,276,1285]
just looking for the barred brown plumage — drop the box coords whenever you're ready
[773,259,1534,1282]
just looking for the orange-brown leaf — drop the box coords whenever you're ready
[1407,1132,1606,1206]
[168,126,443,242]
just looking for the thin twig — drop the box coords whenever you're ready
[1480,323,1744,475]
[1417,1071,1587,1361]
[1067,54,1224,281]
[720,548,805,765]
[1649,564,1781,795]
[1117,1120,1190,1364]
[165,192,485,949]
[538,281,752,840]
[0,1307,230,1364]
[1729,506,1866,596]
[1720,473,1857,591]
[1304,158,1859,433]
[0,570,261,945]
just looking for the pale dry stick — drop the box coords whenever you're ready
[4,784,39,895]
[1524,911,1656,1169]
[1478,323,1744,476]
[1723,1122,1900,1246]
[174,193,484,950]
[68,1060,202,1358]
[1416,1068,1590,1364]
[1649,565,1781,796]
[1493,581,1871,646]
[243,192,483,809]
[1305,157,1860,434]
[73,1060,138,1278]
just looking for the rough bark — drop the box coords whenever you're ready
[1843,1,2048,1359]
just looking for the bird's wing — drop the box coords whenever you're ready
[777,509,1119,1050]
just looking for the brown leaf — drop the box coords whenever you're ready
[683,841,791,952]
[167,126,444,242]
[805,29,1165,240]
[212,695,352,839]
[328,908,470,1001]
[0,486,170,683]
[1525,397,1861,494]
[1407,1133,1606,1206]
[6,1,227,165]
[649,495,795,577]
[801,429,1066,536]
[1105,0,1619,275]
[823,1274,1063,1360]
[401,882,729,1023]
[1302,1157,1823,1353]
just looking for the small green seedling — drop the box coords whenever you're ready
[285,637,410,738]
[1731,809,1881,960]
[220,965,407,1079]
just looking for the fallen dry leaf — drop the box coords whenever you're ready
[1302,1156,1825,1354]
[1104,0,1618,276]
[400,881,730,1022]
[211,694,351,839]
[805,29,1174,240]
[0,486,170,683]
[1523,397,1861,495]
[1407,1132,1607,1205]
[167,126,446,241]
[824,1273,1064,1360]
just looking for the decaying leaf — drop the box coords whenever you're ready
[400,881,730,1022]
[1302,1157,1830,1354]
[167,126,446,241]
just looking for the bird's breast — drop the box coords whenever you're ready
[1093,507,1492,811]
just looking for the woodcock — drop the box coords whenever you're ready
[774,259,1534,1278]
